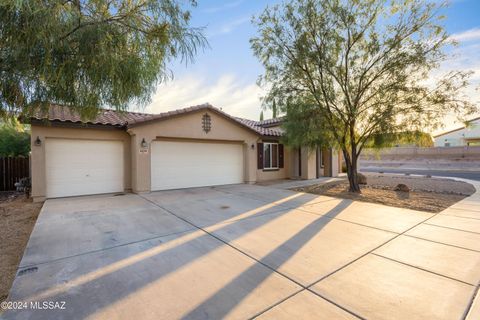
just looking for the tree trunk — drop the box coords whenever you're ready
[342,148,361,193]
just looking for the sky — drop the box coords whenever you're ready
[140,0,480,134]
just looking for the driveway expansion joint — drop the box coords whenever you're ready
[442,213,480,220]
[403,233,480,253]
[18,228,196,269]
[424,222,480,235]
[370,252,476,286]
[8,182,480,320]
[463,284,480,320]
[140,194,369,320]
[139,194,305,288]
[306,199,453,289]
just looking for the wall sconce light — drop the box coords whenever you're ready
[34,136,42,146]
[251,144,255,150]
[141,138,148,148]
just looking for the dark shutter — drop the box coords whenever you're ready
[257,142,264,169]
[279,144,284,168]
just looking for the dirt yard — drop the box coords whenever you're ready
[0,193,42,302]
[294,173,475,213]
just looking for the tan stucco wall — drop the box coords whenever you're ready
[30,125,131,202]
[31,111,339,200]
[127,110,261,193]
[256,146,291,181]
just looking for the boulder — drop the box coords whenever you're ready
[357,173,367,185]
[394,183,410,192]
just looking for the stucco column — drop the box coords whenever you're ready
[330,148,339,177]
[244,140,257,184]
[130,133,155,193]
[30,132,46,202]
[300,147,316,179]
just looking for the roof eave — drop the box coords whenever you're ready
[30,118,125,130]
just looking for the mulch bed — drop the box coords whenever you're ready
[0,194,42,303]
[294,174,475,213]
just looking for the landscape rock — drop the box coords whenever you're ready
[357,173,367,185]
[394,183,410,192]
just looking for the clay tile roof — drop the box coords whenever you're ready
[234,117,284,137]
[30,104,151,127]
[257,117,285,128]
[27,103,284,137]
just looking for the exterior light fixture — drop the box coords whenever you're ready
[141,138,148,148]
[34,136,42,146]
[251,144,255,150]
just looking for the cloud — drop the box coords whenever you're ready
[451,28,480,42]
[207,16,251,38]
[202,0,244,14]
[145,74,265,120]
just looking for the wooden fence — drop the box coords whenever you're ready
[0,157,30,191]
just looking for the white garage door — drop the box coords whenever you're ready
[151,140,244,191]
[46,139,124,198]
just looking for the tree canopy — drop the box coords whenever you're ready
[251,0,476,191]
[366,130,434,148]
[0,0,206,119]
[0,120,30,157]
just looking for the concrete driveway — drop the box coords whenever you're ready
[3,183,480,320]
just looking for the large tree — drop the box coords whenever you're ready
[251,0,476,192]
[0,0,206,118]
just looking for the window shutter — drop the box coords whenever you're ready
[257,142,264,169]
[279,144,284,168]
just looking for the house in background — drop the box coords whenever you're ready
[25,104,340,202]
[433,117,480,147]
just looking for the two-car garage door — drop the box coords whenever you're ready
[46,139,124,198]
[151,140,244,191]
[44,139,243,198]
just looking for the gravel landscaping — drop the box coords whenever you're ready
[294,173,475,213]
[0,194,42,303]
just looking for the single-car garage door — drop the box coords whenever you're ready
[46,139,124,198]
[151,140,244,191]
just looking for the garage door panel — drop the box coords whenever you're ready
[46,139,124,198]
[151,141,243,191]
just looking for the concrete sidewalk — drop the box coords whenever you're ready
[2,180,480,319]
[256,176,344,190]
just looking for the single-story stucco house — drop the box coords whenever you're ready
[433,116,480,147]
[25,103,340,202]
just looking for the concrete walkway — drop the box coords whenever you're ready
[2,181,480,319]
[256,176,344,189]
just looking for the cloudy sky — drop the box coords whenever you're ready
[141,0,480,134]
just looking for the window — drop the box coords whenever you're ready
[444,142,450,147]
[263,142,279,169]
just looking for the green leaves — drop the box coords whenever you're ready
[251,0,476,152]
[0,0,207,119]
[251,0,475,190]
[0,122,30,157]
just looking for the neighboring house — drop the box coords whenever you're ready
[434,117,480,147]
[24,104,340,202]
